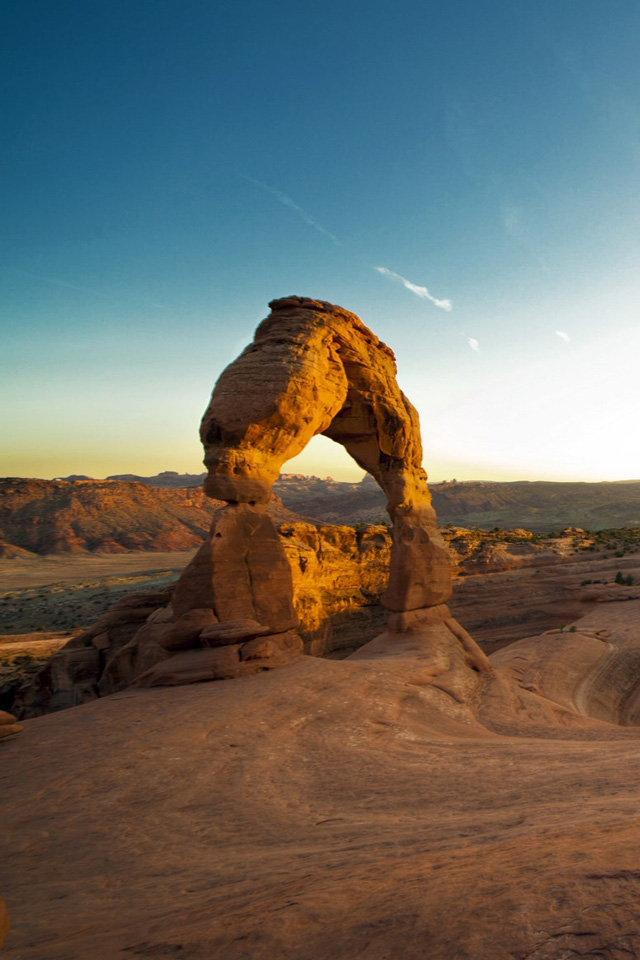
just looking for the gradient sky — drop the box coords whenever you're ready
[2,0,640,482]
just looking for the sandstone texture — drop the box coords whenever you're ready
[9,523,391,716]
[155,296,457,688]
[10,523,640,718]
[491,600,640,727]
[6,599,640,959]
[0,709,21,740]
[200,296,430,513]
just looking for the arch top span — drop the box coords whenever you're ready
[201,295,431,518]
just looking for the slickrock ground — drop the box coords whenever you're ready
[5,598,640,959]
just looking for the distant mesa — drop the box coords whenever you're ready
[53,474,93,482]
[0,478,298,556]
[55,471,209,487]
[106,470,207,488]
[40,471,640,534]
[0,542,36,559]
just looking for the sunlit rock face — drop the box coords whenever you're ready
[201,296,435,515]
[198,295,451,609]
[136,296,489,688]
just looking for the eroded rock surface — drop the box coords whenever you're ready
[0,710,21,740]
[490,599,640,728]
[12,297,481,699]
[8,615,640,960]
[10,524,393,716]
[199,296,450,586]
[155,296,464,687]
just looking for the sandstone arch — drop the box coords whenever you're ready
[198,295,451,612]
[139,296,490,687]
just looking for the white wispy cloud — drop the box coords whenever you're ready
[374,266,452,311]
[468,337,480,352]
[242,175,340,246]
[555,330,571,344]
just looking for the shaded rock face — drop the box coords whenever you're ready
[141,296,485,689]
[11,523,392,717]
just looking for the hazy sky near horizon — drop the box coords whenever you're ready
[2,0,640,483]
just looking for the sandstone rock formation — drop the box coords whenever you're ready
[8,297,490,704]
[10,523,392,716]
[0,710,21,740]
[136,296,489,689]
[9,602,640,960]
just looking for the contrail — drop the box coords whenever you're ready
[374,265,452,311]
[242,175,340,246]
[16,270,94,293]
[15,270,170,310]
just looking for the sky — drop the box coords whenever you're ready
[2,0,640,483]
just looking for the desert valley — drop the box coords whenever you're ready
[4,297,640,959]
[6,0,640,954]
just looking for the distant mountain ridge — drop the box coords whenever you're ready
[7,474,640,556]
[106,471,206,488]
[273,475,640,532]
[0,479,299,556]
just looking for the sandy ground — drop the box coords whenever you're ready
[0,553,196,635]
[0,552,197,591]
[4,600,640,960]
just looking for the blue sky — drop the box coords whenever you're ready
[2,0,640,482]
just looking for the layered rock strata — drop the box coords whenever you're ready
[11,524,392,716]
[137,296,489,688]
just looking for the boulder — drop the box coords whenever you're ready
[200,619,271,646]
[0,709,21,740]
[158,608,217,651]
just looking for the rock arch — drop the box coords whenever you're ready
[198,295,451,612]
[140,296,490,686]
